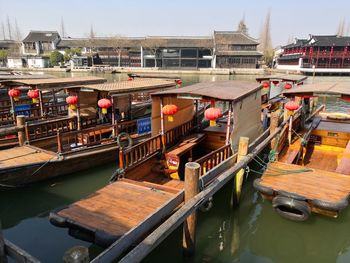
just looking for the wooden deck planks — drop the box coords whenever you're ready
[58,179,180,237]
[261,162,350,203]
[0,146,56,169]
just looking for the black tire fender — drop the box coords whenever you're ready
[272,195,311,222]
[117,132,133,149]
[253,178,274,196]
[313,198,348,212]
[277,190,307,201]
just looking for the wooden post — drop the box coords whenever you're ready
[38,89,44,117]
[0,221,8,263]
[225,102,232,145]
[76,102,81,131]
[270,111,279,151]
[16,115,25,146]
[233,137,249,204]
[57,130,62,153]
[160,98,165,151]
[63,246,89,263]
[182,162,200,257]
[111,96,117,136]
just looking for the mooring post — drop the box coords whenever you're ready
[233,137,249,204]
[63,246,89,263]
[0,221,8,263]
[270,111,279,151]
[16,115,26,146]
[57,130,62,153]
[183,162,200,257]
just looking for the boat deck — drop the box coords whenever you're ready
[260,162,350,204]
[0,145,56,169]
[52,177,184,246]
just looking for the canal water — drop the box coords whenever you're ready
[1,72,350,263]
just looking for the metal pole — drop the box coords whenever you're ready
[225,102,232,145]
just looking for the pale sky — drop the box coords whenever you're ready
[0,0,349,46]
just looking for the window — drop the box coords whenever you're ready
[163,59,179,67]
[181,49,197,58]
[198,59,211,68]
[181,59,197,67]
[162,49,180,58]
[198,49,211,58]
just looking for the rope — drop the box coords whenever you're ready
[29,155,58,177]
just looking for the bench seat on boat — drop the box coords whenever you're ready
[166,133,206,158]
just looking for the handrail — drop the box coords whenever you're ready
[164,119,194,147]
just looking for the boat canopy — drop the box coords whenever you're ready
[152,80,261,102]
[0,76,106,89]
[0,74,54,81]
[256,74,307,84]
[283,82,350,98]
[67,78,176,96]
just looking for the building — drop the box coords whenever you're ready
[0,40,21,67]
[7,30,262,69]
[277,35,350,74]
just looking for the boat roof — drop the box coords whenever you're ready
[283,82,350,97]
[152,80,260,101]
[0,74,55,81]
[256,74,307,83]
[68,78,176,95]
[0,76,106,89]
[128,73,181,80]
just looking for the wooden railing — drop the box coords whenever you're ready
[25,117,77,141]
[195,144,233,176]
[120,135,162,171]
[164,119,194,147]
[57,124,117,153]
[118,119,138,135]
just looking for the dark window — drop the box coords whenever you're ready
[162,49,180,58]
[181,59,197,67]
[198,49,211,58]
[181,49,197,58]
[163,59,179,67]
[198,59,211,68]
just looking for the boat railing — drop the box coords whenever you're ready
[194,144,233,176]
[118,119,138,135]
[57,123,117,153]
[164,119,195,148]
[25,116,77,141]
[120,134,162,172]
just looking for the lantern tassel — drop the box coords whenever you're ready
[210,120,216,127]
[102,108,107,114]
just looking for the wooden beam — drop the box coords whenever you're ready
[4,240,40,263]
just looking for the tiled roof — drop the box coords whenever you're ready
[23,31,60,43]
[214,31,259,45]
[216,50,263,56]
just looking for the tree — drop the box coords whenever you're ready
[337,18,346,36]
[237,15,248,34]
[6,16,12,40]
[60,17,66,38]
[1,22,5,40]
[64,48,82,62]
[50,50,64,66]
[0,50,8,66]
[85,25,97,66]
[108,35,127,67]
[258,10,274,66]
[142,37,166,68]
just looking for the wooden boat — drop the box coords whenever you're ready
[49,80,264,248]
[254,82,350,221]
[0,78,177,187]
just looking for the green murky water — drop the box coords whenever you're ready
[1,72,350,263]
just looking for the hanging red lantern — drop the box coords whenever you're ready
[8,88,21,101]
[285,101,299,111]
[342,95,350,101]
[205,107,222,127]
[262,82,269,89]
[272,80,279,85]
[66,96,78,110]
[284,83,293,90]
[27,89,39,103]
[162,104,178,122]
[127,76,133,81]
[98,98,112,114]
[176,79,182,88]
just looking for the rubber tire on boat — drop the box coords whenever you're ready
[117,132,133,149]
[277,190,307,201]
[253,178,274,196]
[313,198,348,212]
[272,195,311,222]
[49,212,68,228]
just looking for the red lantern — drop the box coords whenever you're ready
[98,98,112,114]
[162,104,178,122]
[27,90,39,103]
[285,101,299,111]
[272,80,279,85]
[176,79,182,88]
[205,108,222,127]
[66,96,78,110]
[284,83,292,90]
[8,88,21,101]
[262,82,269,89]
[128,76,133,81]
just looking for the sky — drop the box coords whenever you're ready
[0,0,349,46]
